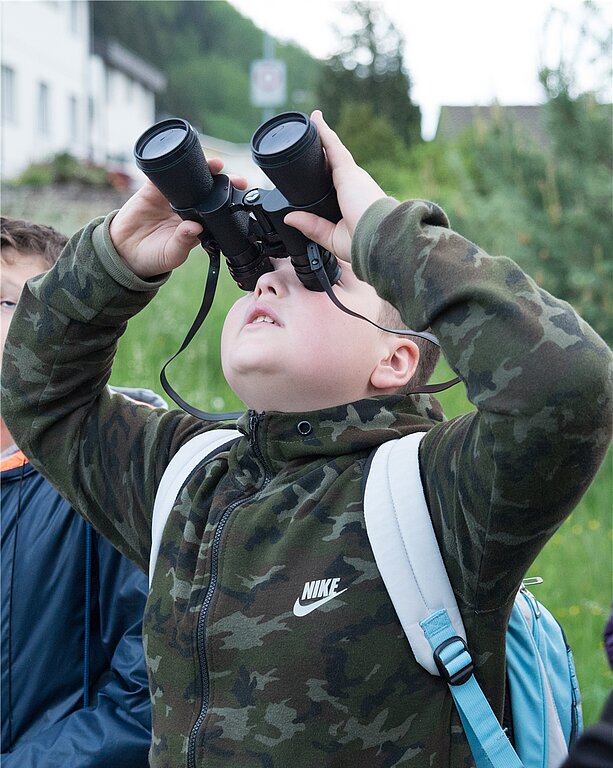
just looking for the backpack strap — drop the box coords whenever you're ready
[149,428,240,587]
[363,433,467,673]
[364,433,523,768]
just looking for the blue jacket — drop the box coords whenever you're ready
[1,447,152,765]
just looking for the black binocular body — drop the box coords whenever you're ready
[134,112,342,291]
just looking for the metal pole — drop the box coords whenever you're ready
[262,33,275,122]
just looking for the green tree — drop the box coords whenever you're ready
[91,1,323,141]
[420,9,611,341]
[336,103,406,168]
[317,2,421,152]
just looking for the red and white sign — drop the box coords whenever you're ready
[250,59,286,108]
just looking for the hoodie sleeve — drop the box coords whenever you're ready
[352,197,613,612]
[0,215,211,570]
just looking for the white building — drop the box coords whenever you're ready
[0,0,165,180]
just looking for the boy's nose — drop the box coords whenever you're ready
[254,263,289,298]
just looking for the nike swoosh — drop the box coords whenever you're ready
[292,588,348,617]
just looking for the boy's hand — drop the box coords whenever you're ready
[109,160,247,279]
[283,110,386,262]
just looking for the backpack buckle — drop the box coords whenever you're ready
[433,636,474,686]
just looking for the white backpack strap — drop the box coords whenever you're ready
[149,429,239,587]
[365,432,524,768]
[363,432,466,674]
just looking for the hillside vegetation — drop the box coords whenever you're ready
[92,0,323,141]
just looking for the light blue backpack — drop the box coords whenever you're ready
[150,429,583,767]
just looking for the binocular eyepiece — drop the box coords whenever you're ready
[134,112,341,291]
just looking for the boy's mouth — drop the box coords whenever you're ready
[245,304,282,327]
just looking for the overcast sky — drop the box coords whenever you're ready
[227,0,612,138]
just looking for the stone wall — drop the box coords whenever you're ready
[2,184,133,236]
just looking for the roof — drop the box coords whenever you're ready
[435,104,550,147]
[93,38,167,93]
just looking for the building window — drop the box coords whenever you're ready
[1,65,17,123]
[105,69,112,102]
[69,0,79,34]
[69,95,79,142]
[37,82,51,135]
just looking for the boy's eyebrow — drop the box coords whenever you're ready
[1,276,27,293]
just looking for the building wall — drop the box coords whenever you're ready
[85,53,158,170]
[199,134,272,191]
[1,1,268,188]
[1,0,90,178]
[103,68,157,166]
[0,0,160,180]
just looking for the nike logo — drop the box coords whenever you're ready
[293,578,348,617]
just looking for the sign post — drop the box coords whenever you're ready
[250,35,286,121]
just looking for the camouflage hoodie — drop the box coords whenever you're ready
[2,198,611,768]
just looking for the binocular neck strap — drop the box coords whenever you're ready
[160,242,461,420]
[306,244,461,395]
[160,250,243,421]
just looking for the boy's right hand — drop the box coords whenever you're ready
[109,159,247,279]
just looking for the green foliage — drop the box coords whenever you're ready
[317,1,421,153]
[412,2,613,344]
[429,96,612,344]
[335,103,408,170]
[13,163,54,187]
[386,42,611,344]
[92,0,323,141]
[165,55,259,141]
[14,152,111,188]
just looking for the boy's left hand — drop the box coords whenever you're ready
[109,180,202,278]
[110,160,247,279]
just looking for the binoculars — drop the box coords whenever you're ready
[134,111,342,292]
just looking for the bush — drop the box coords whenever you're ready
[13,152,112,188]
[335,102,409,173]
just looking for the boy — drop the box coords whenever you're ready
[0,217,156,766]
[2,113,611,767]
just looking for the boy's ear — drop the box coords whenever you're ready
[370,338,419,392]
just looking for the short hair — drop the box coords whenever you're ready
[378,301,441,392]
[1,216,67,269]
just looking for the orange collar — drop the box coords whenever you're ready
[0,450,29,472]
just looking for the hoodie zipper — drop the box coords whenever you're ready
[187,412,271,768]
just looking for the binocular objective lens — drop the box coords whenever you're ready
[257,120,308,155]
[251,112,317,168]
[134,118,213,209]
[139,126,189,160]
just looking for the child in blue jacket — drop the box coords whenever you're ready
[1,216,156,767]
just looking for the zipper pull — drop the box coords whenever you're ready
[522,576,544,587]
[249,411,260,446]
[520,578,543,619]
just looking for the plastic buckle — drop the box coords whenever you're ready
[433,636,474,686]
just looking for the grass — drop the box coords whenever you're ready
[4,190,612,727]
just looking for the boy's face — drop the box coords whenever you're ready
[221,258,390,412]
[1,249,49,360]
